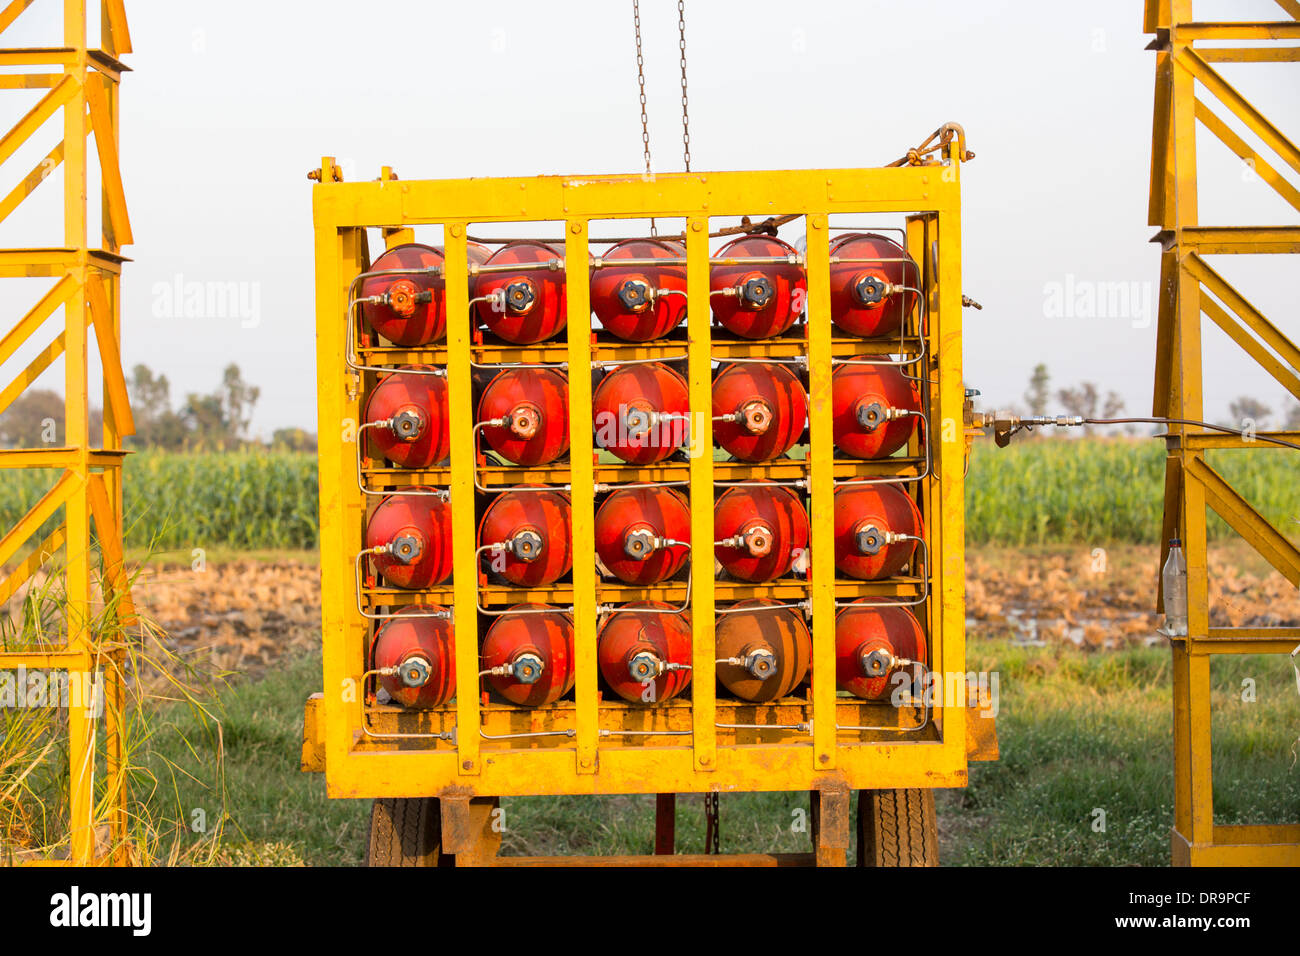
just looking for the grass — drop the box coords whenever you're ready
[158,637,1299,866]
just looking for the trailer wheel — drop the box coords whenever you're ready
[366,797,443,867]
[856,788,938,867]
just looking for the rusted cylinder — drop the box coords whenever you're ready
[370,606,455,708]
[590,238,687,341]
[592,362,690,464]
[714,484,809,582]
[597,605,693,703]
[835,601,927,700]
[712,361,807,462]
[363,366,450,468]
[477,366,570,466]
[832,482,923,580]
[594,487,691,585]
[715,600,811,702]
[364,493,454,589]
[473,240,568,344]
[482,604,575,706]
[478,489,573,587]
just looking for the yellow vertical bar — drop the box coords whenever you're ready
[805,213,836,770]
[935,171,966,756]
[686,215,715,773]
[1169,0,1213,849]
[315,215,351,783]
[64,0,94,865]
[907,215,940,670]
[565,219,597,773]
[444,222,480,775]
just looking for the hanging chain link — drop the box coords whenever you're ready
[633,0,656,235]
[678,0,691,172]
[633,0,652,179]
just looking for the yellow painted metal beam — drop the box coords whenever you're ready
[0,140,63,225]
[0,329,65,417]
[0,523,65,605]
[0,74,79,168]
[0,0,35,36]
[685,214,715,774]
[1194,100,1300,214]
[564,218,597,774]
[805,212,836,770]
[0,469,79,569]
[84,73,131,246]
[0,273,78,366]
[86,270,134,435]
[1186,457,1300,587]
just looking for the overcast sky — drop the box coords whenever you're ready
[2,0,1297,439]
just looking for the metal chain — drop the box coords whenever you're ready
[704,792,719,853]
[633,0,656,236]
[678,0,691,172]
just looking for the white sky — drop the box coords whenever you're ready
[2,0,1297,439]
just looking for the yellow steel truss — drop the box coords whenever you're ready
[0,0,133,865]
[308,141,985,827]
[1146,0,1300,866]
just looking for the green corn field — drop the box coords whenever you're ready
[0,439,1294,553]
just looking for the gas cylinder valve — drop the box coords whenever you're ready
[715,524,774,557]
[855,401,910,431]
[396,654,432,688]
[378,408,424,442]
[484,529,545,563]
[623,529,686,560]
[501,279,537,315]
[854,525,909,556]
[376,533,423,565]
[861,648,914,679]
[627,651,692,682]
[718,648,778,681]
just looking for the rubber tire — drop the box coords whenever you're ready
[366,797,443,867]
[856,788,939,867]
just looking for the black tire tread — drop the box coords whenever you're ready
[857,788,938,867]
[366,797,441,867]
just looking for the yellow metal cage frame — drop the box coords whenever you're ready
[0,0,133,866]
[307,147,984,812]
[1146,0,1300,866]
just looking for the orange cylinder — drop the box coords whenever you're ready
[831,362,920,460]
[715,600,811,702]
[370,607,455,709]
[592,362,690,464]
[477,367,570,466]
[597,605,693,703]
[594,487,691,586]
[473,240,567,344]
[833,482,923,580]
[364,493,453,589]
[481,605,575,706]
[828,233,919,339]
[478,489,573,587]
[709,235,806,339]
[363,366,450,468]
[590,238,687,341]
[835,601,926,700]
[714,484,809,582]
[712,362,807,462]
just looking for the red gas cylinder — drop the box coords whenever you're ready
[709,235,806,339]
[594,487,690,585]
[477,367,570,466]
[478,489,573,587]
[831,362,921,460]
[833,481,923,580]
[715,600,811,702]
[481,605,575,706]
[360,243,447,347]
[363,366,450,468]
[597,605,693,703]
[828,233,920,339]
[364,493,453,589]
[592,362,690,464]
[835,601,926,700]
[714,484,809,582]
[713,362,807,462]
[590,238,687,341]
[370,606,456,708]
[473,240,567,344]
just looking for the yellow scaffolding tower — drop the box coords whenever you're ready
[1145,0,1300,866]
[0,0,133,865]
